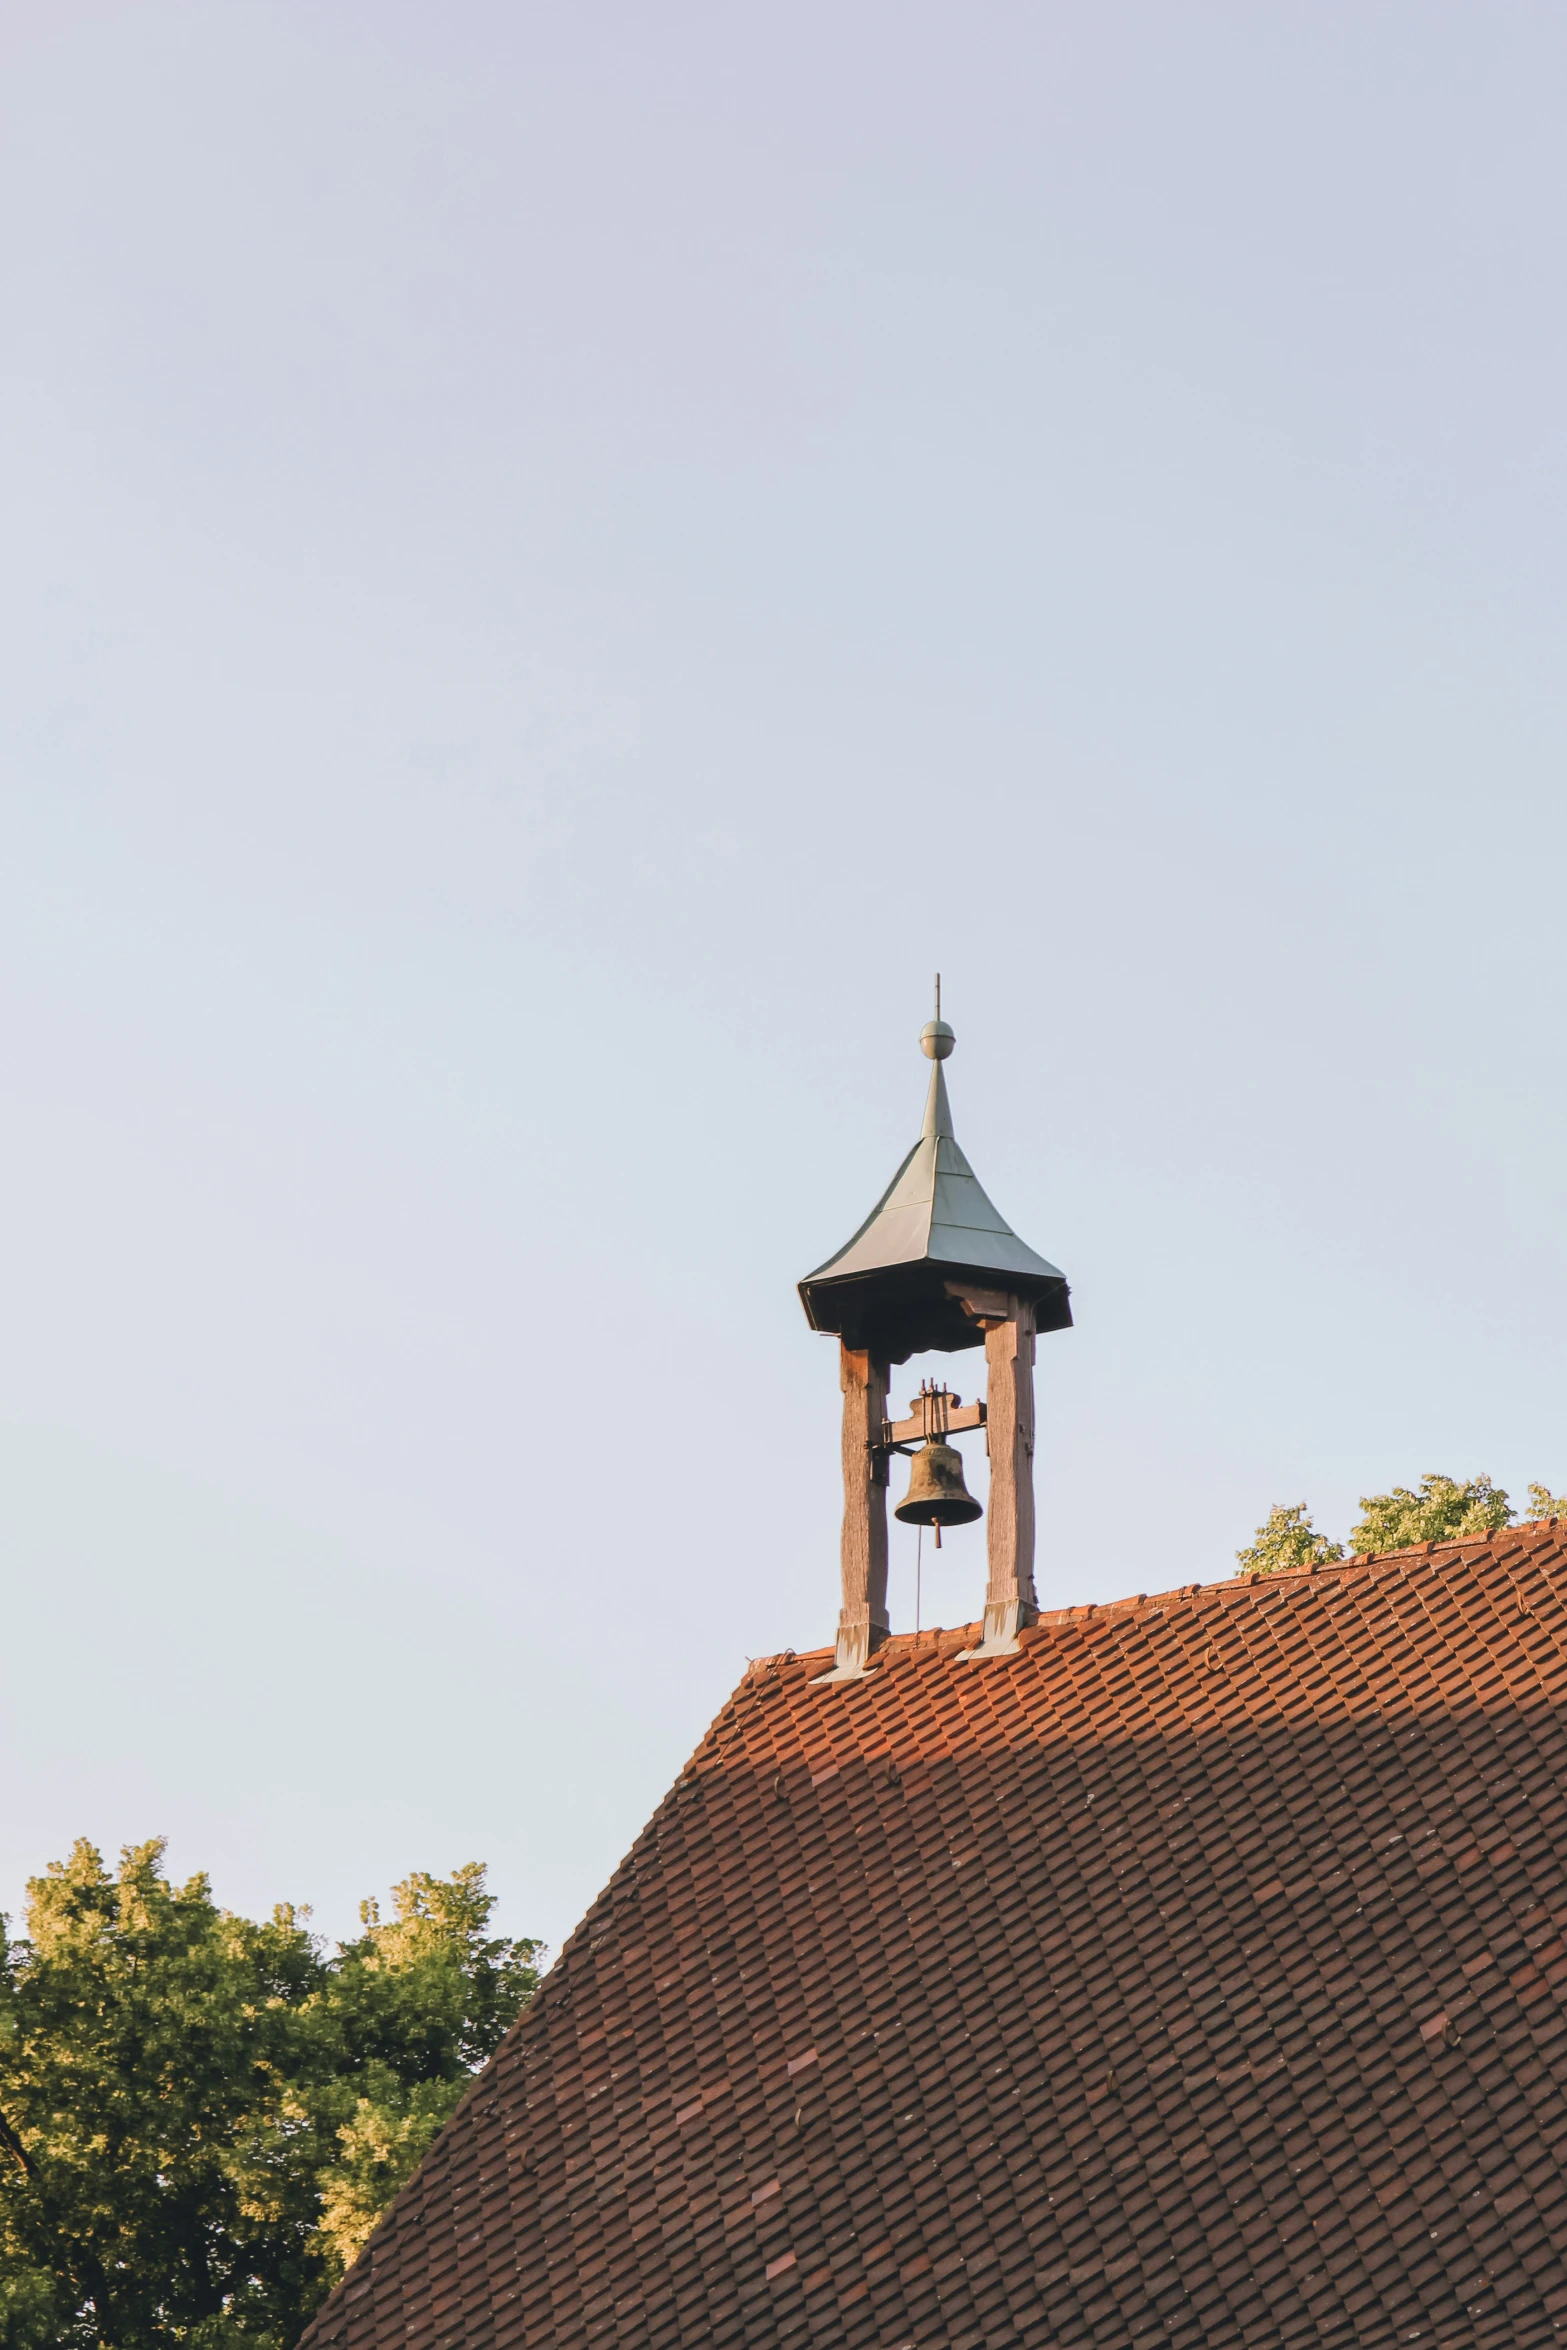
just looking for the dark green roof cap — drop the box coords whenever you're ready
[798,1023,1071,1361]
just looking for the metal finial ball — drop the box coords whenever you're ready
[920,1019,955,1061]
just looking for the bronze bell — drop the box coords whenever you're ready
[894,1440,982,1547]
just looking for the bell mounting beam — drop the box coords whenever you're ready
[880,1392,986,1450]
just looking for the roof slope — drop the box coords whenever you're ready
[304,1524,1567,2350]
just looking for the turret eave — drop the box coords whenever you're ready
[798,1251,1072,1361]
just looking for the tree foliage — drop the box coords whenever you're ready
[0,1842,541,2350]
[1236,1503,1344,1577]
[1349,1472,1513,1554]
[1238,1471,1567,1575]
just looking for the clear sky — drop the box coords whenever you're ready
[2,0,1565,1957]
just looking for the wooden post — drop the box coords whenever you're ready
[833,1342,889,1676]
[979,1299,1038,1652]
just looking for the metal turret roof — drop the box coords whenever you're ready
[797,1016,1071,1360]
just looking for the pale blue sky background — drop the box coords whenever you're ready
[2,0,1566,1955]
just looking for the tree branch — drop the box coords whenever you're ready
[0,2101,33,2176]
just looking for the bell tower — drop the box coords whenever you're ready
[798,988,1071,1676]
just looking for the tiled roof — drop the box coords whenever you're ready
[302,1523,1567,2349]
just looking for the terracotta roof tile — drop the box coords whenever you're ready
[304,1524,1567,2347]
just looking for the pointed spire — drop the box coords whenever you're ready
[920,976,956,1139]
[798,991,1071,1363]
[922,1060,954,1140]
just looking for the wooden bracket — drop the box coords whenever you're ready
[943,1280,1016,1330]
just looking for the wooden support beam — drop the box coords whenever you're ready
[826,1343,889,1679]
[958,1297,1038,1659]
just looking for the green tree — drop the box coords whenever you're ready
[1528,1483,1567,1520]
[0,1841,541,2350]
[310,1868,541,2276]
[1350,1472,1513,1555]
[1236,1502,1345,1577]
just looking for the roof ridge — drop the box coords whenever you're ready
[760,1518,1567,1674]
[1041,1514,1567,1623]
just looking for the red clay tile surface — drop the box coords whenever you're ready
[301,1524,1567,2348]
